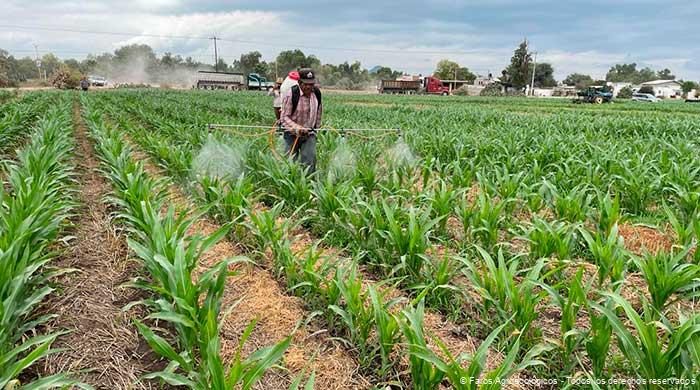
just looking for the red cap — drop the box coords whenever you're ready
[288,71,300,81]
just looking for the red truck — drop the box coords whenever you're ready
[379,76,451,95]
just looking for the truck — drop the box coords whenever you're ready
[247,73,274,91]
[379,76,451,95]
[573,86,613,104]
[194,71,246,90]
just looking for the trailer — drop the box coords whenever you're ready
[379,76,451,95]
[379,80,421,94]
[194,71,246,90]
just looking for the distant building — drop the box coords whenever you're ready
[473,74,496,86]
[607,82,637,97]
[640,80,682,98]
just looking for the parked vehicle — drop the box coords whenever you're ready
[87,75,107,86]
[632,93,659,103]
[379,76,450,95]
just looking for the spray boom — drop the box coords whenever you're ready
[206,123,401,137]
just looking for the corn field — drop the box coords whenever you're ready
[2,89,700,389]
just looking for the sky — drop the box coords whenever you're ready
[1,0,698,81]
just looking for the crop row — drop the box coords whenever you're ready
[0,96,88,389]
[79,95,292,389]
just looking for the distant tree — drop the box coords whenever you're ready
[64,58,81,72]
[681,81,699,97]
[502,40,532,90]
[14,57,38,81]
[434,59,476,81]
[638,85,655,95]
[606,63,639,82]
[215,58,230,73]
[563,73,594,88]
[40,53,62,77]
[657,68,675,80]
[238,51,263,75]
[372,66,402,80]
[637,67,657,83]
[530,62,556,87]
[606,63,673,83]
[114,44,157,65]
[275,49,321,75]
[617,85,634,99]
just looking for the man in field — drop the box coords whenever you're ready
[280,68,322,173]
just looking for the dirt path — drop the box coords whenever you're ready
[39,100,160,389]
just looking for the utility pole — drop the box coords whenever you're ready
[530,51,538,96]
[210,36,219,72]
[33,44,42,80]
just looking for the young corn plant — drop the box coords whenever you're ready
[523,217,577,262]
[380,203,440,285]
[411,256,463,318]
[258,153,313,210]
[584,296,614,381]
[368,285,403,381]
[420,178,456,237]
[328,263,376,373]
[195,174,254,224]
[311,175,353,239]
[579,224,628,287]
[462,247,546,345]
[400,300,550,390]
[536,268,592,374]
[591,192,622,236]
[551,184,593,223]
[456,193,509,252]
[591,293,700,388]
[664,204,696,247]
[633,247,700,314]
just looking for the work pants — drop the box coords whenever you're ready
[283,131,316,173]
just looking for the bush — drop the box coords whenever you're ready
[0,72,18,88]
[617,86,633,99]
[480,83,504,96]
[50,66,82,90]
[452,85,468,96]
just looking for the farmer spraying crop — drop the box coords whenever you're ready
[280,68,322,173]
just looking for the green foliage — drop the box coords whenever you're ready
[633,248,700,313]
[433,59,476,82]
[502,40,532,90]
[617,85,634,99]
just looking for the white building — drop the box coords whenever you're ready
[473,75,496,86]
[607,82,636,97]
[640,80,682,98]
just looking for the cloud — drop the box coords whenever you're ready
[0,0,698,80]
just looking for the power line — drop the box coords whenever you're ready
[0,23,495,56]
